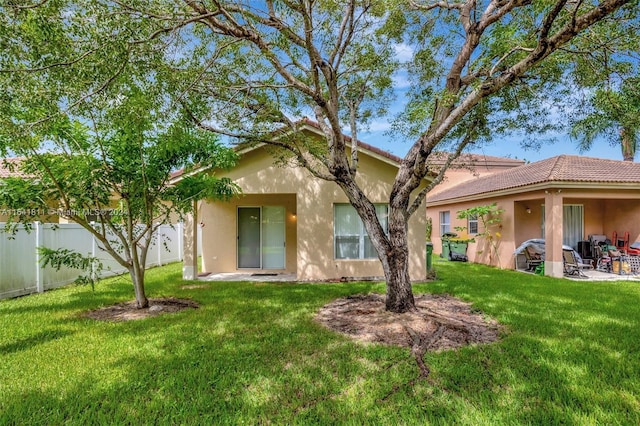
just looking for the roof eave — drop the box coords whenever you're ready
[170,120,432,184]
[426,181,640,206]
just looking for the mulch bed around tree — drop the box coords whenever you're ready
[315,293,502,350]
[85,297,199,321]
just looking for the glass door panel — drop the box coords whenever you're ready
[262,206,285,269]
[238,207,261,268]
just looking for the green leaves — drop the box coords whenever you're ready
[38,246,103,289]
[0,0,241,305]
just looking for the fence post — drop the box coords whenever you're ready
[34,221,44,293]
[157,224,163,267]
[178,222,183,261]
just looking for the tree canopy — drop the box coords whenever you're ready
[0,1,240,307]
[1,0,638,311]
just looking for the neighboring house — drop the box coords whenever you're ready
[175,121,429,282]
[1,157,131,225]
[427,155,640,277]
[427,152,526,195]
[0,158,60,223]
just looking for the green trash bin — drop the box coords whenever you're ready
[441,232,457,259]
[426,242,433,272]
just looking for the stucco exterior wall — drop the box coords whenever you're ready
[200,193,298,274]
[428,187,640,272]
[428,157,525,197]
[428,196,517,269]
[199,146,427,281]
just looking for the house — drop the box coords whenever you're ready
[176,121,429,282]
[1,158,61,223]
[1,157,136,225]
[426,155,640,277]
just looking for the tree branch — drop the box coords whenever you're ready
[0,47,100,73]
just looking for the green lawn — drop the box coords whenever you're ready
[1,259,639,425]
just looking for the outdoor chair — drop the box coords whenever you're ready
[594,245,612,273]
[612,231,630,253]
[563,249,593,277]
[523,246,543,271]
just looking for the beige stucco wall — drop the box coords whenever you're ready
[200,193,298,274]
[428,158,525,197]
[0,210,59,224]
[200,145,427,281]
[428,195,517,269]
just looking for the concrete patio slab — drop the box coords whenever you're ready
[198,272,297,282]
[564,269,640,282]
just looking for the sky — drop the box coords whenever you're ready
[359,126,623,164]
[351,43,627,165]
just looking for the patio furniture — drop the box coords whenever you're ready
[612,231,630,253]
[589,234,609,258]
[609,248,631,275]
[593,245,612,272]
[627,255,640,273]
[523,246,543,271]
[628,242,640,256]
[563,249,593,277]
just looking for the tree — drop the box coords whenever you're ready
[456,203,505,267]
[564,12,640,161]
[0,3,240,308]
[1,0,637,312]
[570,78,640,161]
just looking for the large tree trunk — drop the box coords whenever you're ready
[337,174,418,314]
[381,209,416,313]
[381,245,416,313]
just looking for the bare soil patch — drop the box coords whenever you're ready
[315,293,501,351]
[85,297,199,321]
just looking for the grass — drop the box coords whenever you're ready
[1,259,639,425]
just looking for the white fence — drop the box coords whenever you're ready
[0,222,188,300]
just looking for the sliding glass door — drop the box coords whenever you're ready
[237,206,285,269]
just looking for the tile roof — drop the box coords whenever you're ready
[427,151,525,168]
[428,155,640,203]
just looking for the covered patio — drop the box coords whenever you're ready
[427,155,640,277]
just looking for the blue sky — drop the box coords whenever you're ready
[352,43,626,164]
[359,126,622,164]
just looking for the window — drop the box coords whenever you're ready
[468,214,478,234]
[334,204,388,259]
[439,211,450,236]
[541,204,584,248]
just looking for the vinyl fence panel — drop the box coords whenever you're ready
[0,222,186,300]
[0,225,38,298]
[41,223,94,291]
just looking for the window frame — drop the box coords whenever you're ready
[334,203,388,260]
[468,213,479,235]
[439,211,451,236]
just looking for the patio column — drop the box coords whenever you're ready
[544,189,564,278]
[182,200,198,280]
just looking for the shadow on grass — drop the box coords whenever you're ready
[0,329,73,355]
[2,261,640,424]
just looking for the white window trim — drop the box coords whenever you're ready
[334,204,388,260]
